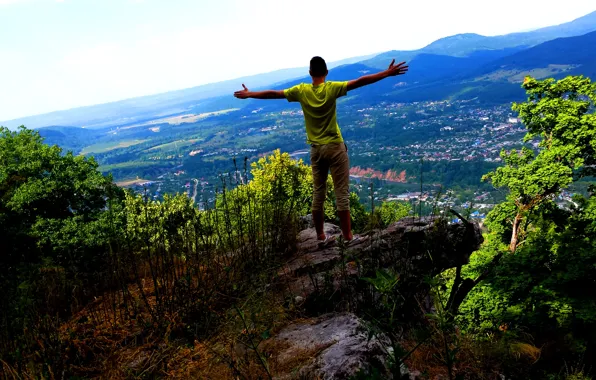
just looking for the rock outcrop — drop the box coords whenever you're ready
[267,216,483,379]
[280,216,483,305]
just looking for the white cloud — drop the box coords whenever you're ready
[0,0,27,5]
[0,0,65,4]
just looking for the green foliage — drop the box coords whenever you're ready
[361,269,403,339]
[564,371,592,380]
[123,191,198,247]
[453,76,596,377]
[362,269,400,296]
[479,198,596,329]
[0,126,119,252]
[482,76,596,251]
[0,126,122,328]
[375,201,411,229]
[484,146,574,207]
[457,198,596,375]
[243,149,336,219]
[515,76,596,175]
[0,127,127,374]
[350,191,369,232]
[455,235,510,331]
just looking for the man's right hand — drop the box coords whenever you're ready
[347,59,409,91]
[385,59,409,77]
[234,84,251,99]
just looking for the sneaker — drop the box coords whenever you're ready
[345,235,367,246]
[317,234,337,248]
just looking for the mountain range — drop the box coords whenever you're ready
[2,10,595,130]
[241,29,596,112]
[361,10,596,68]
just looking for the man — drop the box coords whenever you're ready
[234,56,408,245]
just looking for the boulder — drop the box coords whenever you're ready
[376,216,483,275]
[265,312,392,379]
[300,214,315,230]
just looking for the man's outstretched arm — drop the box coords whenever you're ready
[347,59,408,92]
[234,84,285,99]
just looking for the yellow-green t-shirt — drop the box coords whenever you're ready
[284,81,348,145]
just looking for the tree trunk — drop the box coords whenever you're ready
[446,265,462,313]
[509,213,522,253]
[447,251,505,316]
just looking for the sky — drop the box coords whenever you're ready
[1,0,595,121]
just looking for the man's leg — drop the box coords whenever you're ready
[328,143,352,241]
[311,145,329,240]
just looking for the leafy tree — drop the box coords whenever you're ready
[0,126,120,257]
[483,76,596,252]
[448,76,596,317]
[375,200,411,228]
[449,77,596,376]
[0,126,121,344]
[457,194,596,377]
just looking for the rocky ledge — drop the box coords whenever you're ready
[267,216,483,379]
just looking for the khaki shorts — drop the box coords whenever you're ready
[310,142,350,212]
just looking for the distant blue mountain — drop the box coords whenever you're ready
[361,10,596,68]
[477,31,596,72]
[269,47,525,92]
[392,30,596,104]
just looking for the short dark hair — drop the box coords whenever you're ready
[309,56,327,77]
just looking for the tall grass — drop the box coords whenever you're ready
[0,157,305,379]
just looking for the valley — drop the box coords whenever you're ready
[37,96,571,217]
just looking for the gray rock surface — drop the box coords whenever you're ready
[279,216,483,304]
[277,222,358,300]
[299,214,315,230]
[268,313,391,380]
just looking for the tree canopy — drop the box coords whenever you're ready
[483,76,596,252]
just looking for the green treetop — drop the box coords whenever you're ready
[483,76,596,252]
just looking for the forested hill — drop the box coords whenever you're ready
[475,30,596,75]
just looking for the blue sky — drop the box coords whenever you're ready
[1,0,595,121]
